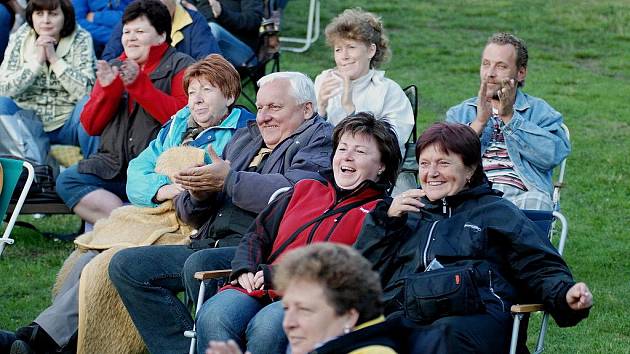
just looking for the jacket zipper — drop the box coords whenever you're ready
[488,269,506,312]
[422,220,440,269]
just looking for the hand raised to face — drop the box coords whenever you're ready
[496,78,517,121]
[96,60,120,87]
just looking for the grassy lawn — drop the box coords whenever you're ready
[2,0,629,352]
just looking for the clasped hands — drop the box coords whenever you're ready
[230,270,265,293]
[476,76,517,126]
[317,69,355,116]
[35,35,59,65]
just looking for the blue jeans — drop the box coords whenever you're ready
[55,164,128,209]
[0,4,12,64]
[208,22,257,67]
[196,290,287,354]
[0,96,99,158]
[109,245,237,354]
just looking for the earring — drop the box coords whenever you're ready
[343,325,351,334]
[377,169,384,176]
[466,177,471,185]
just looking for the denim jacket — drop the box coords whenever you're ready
[446,90,570,196]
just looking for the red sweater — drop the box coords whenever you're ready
[81,42,188,135]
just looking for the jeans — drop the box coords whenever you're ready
[208,22,257,67]
[109,245,237,354]
[196,290,287,354]
[0,3,12,64]
[55,164,128,209]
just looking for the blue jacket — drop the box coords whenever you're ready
[73,0,132,46]
[101,6,221,60]
[446,90,570,196]
[126,106,254,207]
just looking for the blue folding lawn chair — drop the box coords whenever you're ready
[0,157,35,257]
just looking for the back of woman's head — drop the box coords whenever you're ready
[416,122,485,186]
[122,0,172,44]
[274,243,383,324]
[183,54,241,108]
[332,112,401,187]
[26,0,76,38]
[324,8,390,69]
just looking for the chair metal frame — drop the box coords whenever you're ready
[509,123,571,354]
[279,0,320,53]
[0,158,35,257]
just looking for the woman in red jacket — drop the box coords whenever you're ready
[185,112,402,354]
[55,0,194,225]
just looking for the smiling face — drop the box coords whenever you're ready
[418,144,475,201]
[122,15,165,64]
[255,79,312,149]
[480,43,527,99]
[333,38,376,80]
[32,6,64,40]
[187,78,234,128]
[282,280,358,354]
[333,132,383,190]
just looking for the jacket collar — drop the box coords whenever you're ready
[171,5,193,47]
[465,88,531,113]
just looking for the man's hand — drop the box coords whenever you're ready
[232,270,264,292]
[119,59,140,86]
[471,77,493,135]
[496,78,516,123]
[96,60,119,87]
[154,184,185,202]
[206,340,249,354]
[208,0,222,17]
[173,146,231,196]
[566,282,593,311]
[387,189,426,217]
[316,71,342,116]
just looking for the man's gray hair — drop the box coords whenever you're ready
[257,72,317,108]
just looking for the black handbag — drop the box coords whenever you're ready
[402,265,485,324]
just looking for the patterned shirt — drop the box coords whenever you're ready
[482,114,527,191]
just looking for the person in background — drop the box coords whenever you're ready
[355,122,592,353]
[0,0,97,158]
[1,0,24,63]
[182,0,262,67]
[192,112,401,353]
[55,0,194,224]
[72,0,133,56]
[102,0,220,61]
[206,243,402,354]
[446,32,570,210]
[314,8,415,195]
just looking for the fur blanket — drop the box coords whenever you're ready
[53,146,205,354]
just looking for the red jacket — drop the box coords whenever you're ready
[226,171,386,298]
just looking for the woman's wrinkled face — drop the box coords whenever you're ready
[333,38,376,80]
[333,132,383,190]
[187,78,234,128]
[282,280,357,354]
[122,15,165,64]
[418,144,474,201]
[32,6,64,40]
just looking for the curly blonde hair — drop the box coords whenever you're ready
[325,8,391,69]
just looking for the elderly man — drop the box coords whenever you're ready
[446,32,570,210]
[109,71,333,354]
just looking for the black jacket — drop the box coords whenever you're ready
[355,180,589,327]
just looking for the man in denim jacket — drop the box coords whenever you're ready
[447,32,570,210]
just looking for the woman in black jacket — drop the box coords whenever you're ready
[355,122,593,353]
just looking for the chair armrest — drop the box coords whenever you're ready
[194,269,232,280]
[511,304,544,313]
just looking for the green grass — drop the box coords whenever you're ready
[2,0,629,352]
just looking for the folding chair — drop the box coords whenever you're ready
[279,0,320,53]
[0,157,35,257]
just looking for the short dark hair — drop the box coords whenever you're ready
[122,0,172,44]
[183,54,241,109]
[486,32,528,87]
[26,0,76,38]
[332,112,402,187]
[416,122,485,186]
[274,243,383,325]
